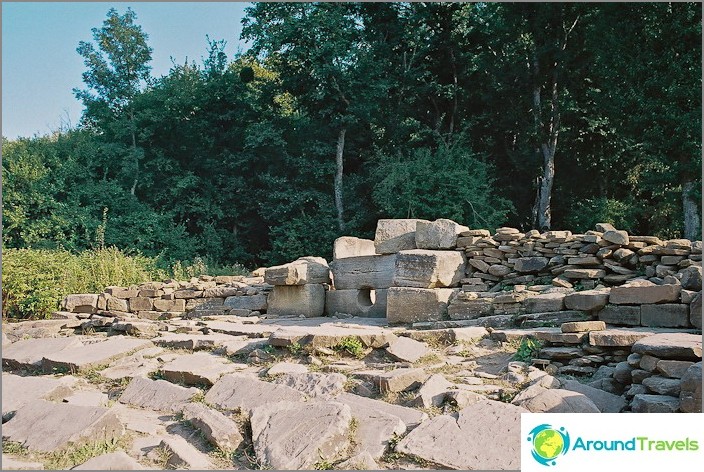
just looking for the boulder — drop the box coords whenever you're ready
[333,236,376,260]
[561,380,626,412]
[374,219,428,254]
[250,401,352,469]
[410,374,453,408]
[386,287,455,324]
[204,373,305,414]
[564,289,610,311]
[118,377,198,412]
[631,394,680,413]
[376,368,428,393]
[266,284,326,317]
[680,265,702,291]
[325,288,388,318]
[392,249,465,288]
[609,283,681,305]
[2,400,123,452]
[264,256,330,286]
[642,376,681,396]
[415,219,469,250]
[182,403,244,451]
[329,254,397,290]
[396,400,526,470]
[656,360,695,379]
[679,362,702,413]
[640,304,690,328]
[603,230,629,245]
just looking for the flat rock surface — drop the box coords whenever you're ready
[41,337,153,372]
[632,333,702,360]
[72,451,144,470]
[250,400,352,470]
[273,372,347,398]
[153,332,244,350]
[396,400,526,470]
[1,455,46,470]
[2,400,123,452]
[3,337,84,369]
[335,392,427,431]
[385,336,430,363]
[204,373,305,413]
[160,352,245,386]
[2,373,77,420]
[160,435,213,469]
[181,402,244,451]
[561,379,626,412]
[519,388,600,413]
[118,376,198,412]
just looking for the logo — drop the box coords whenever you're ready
[527,424,571,466]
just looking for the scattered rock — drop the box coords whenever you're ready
[204,373,305,414]
[41,337,153,373]
[273,372,347,398]
[385,336,430,363]
[631,394,680,413]
[160,352,244,386]
[118,377,198,412]
[632,333,702,360]
[679,362,702,413]
[182,402,244,451]
[561,379,626,412]
[519,388,600,413]
[159,435,213,469]
[72,451,144,470]
[3,337,83,370]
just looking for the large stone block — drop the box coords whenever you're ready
[266,284,326,318]
[386,287,455,324]
[264,256,330,286]
[330,255,396,290]
[609,283,681,305]
[690,291,702,329]
[597,305,641,326]
[223,294,268,312]
[680,362,702,413]
[393,249,465,288]
[61,294,99,313]
[374,219,428,254]
[333,237,376,260]
[523,292,566,313]
[564,289,610,312]
[325,289,388,318]
[640,304,690,328]
[415,219,469,250]
[632,333,702,360]
[447,293,493,320]
[514,257,549,274]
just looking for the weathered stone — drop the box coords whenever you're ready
[415,219,469,250]
[447,294,493,320]
[469,258,491,273]
[385,336,430,363]
[161,352,243,386]
[153,332,242,350]
[533,329,588,344]
[119,377,198,412]
[374,218,428,254]
[393,249,465,288]
[488,264,511,277]
[639,354,659,371]
[333,236,376,260]
[105,286,140,300]
[152,298,186,312]
[330,255,397,291]
[631,394,680,413]
[173,289,203,299]
[520,388,600,413]
[680,362,702,413]
[514,257,549,273]
[376,368,428,393]
[445,390,485,409]
[632,333,702,360]
[519,310,591,327]
[680,265,703,291]
[202,286,240,298]
[182,402,244,451]
[523,292,565,313]
[111,321,159,338]
[563,268,606,279]
[250,401,351,470]
[325,288,387,318]
[564,289,610,311]
[632,369,655,384]
[73,451,144,470]
[613,361,633,384]
[1,456,46,470]
[642,376,681,396]
[690,292,702,329]
[335,392,427,431]
[267,362,309,376]
[410,374,452,408]
[539,346,584,360]
[561,380,626,412]
[3,336,83,369]
[273,372,347,398]
[2,400,123,452]
[205,373,305,414]
[589,328,663,347]
[264,256,330,286]
[610,283,681,305]
[160,435,213,469]
[128,297,154,312]
[2,373,77,421]
[223,294,268,312]
[267,284,326,317]
[640,304,690,328]
[396,400,526,470]
[603,230,629,245]
[597,305,641,326]
[42,337,153,373]
[185,297,225,312]
[561,320,605,333]
[61,294,99,314]
[387,287,455,324]
[338,451,380,470]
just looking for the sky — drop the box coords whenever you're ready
[2,1,250,139]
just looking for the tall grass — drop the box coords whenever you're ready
[1,247,250,320]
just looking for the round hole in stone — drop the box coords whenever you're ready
[358,288,375,307]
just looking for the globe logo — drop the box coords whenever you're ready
[527,424,570,466]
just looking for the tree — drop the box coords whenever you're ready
[74,8,152,195]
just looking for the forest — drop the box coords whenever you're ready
[3,2,702,272]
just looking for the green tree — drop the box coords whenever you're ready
[74,7,152,195]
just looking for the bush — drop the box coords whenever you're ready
[2,247,167,319]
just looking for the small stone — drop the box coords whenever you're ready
[603,230,629,245]
[182,402,244,451]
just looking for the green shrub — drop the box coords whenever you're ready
[512,337,543,363]
[2,247,166,319]
[333,336,365,359]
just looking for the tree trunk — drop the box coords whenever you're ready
[130,109,138,195]
[682,181,700,240]
[334,127,346,232]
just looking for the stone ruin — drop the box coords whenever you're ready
[1,218,702,470]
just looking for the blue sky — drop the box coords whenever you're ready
[2,2,250,139]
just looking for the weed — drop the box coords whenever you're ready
[44,436,130,470]
[191,391,207,403]
[287,342,304,356]
[3,441,29,456]
[333,336,365,359]
[413,353,442,366]
[512,336,543,363]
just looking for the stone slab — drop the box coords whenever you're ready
[118,376,198,412]
[374,219,427,254]
[41,337,153,373]
[561,379,626,412]
[223,294,268,312]
[329,254,397,290]
[273,372,347,398]
[160,435,213,469]
[597,305,641,326]
[396,400,526,470]
[392,249,465,288]
[385,336,430,363]
[631,394,680,413]
[3,337,83,369]
[632,332,702,360]
[266,284,326,317]
[415,219,468,250]
[2,373,77,421]
[204,373,305,414]
[2,400,123,452]
[72,451,144,470]
[609,283,681,305]
[640,304,690,328]
[264,256,330,286]
[564,289,610,311]
[387,287,455,324]
[161,352,244,386]
[335,392,427,431]
[333,236,376,260]
[182,402,244,451]
[588,328,665,347]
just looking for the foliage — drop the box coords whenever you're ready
[333,336,365,359]
[512,337,543,363]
